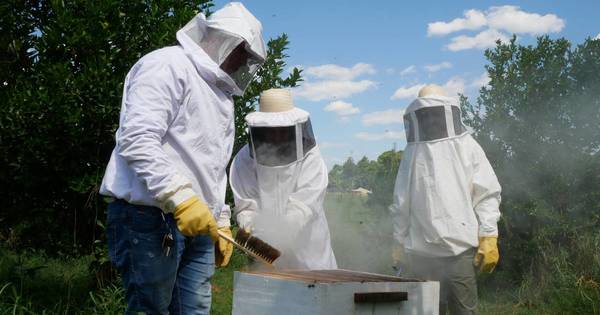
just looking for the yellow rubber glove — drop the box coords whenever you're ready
[474,236,499,273]
[173,196,218,241]
[392,246,404,266]
[215,226,234,267]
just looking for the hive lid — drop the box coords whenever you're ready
[243,269,423,283]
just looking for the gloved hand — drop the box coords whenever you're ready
[173,196,218,241]
[392,246,404,266]
[215,226,234,267]
[474,236,499,273]
[392,246,406,275]
[283,198,312,237]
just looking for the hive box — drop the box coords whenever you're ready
[232,269,439,315]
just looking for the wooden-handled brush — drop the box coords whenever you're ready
[218,229,281,265]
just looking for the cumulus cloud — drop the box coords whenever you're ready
[319,142,349,149]
[293,63,377,101]
[355,130,405,141]
[486,6,565,35]
[400,65,417,76]
[324,100,360,118]
[443,76,466,97]
[595,33,600,40]
[362,109,406,126]
[447,29,509,51]
[390,83,426,100]
[428,9,487,36]
[429,6,565,51]
[424,61,453,72]
[304,63,376,80]
[471,72,491,89]
[294,80,376,101]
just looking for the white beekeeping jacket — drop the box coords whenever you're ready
[230,108,337,269]
[390,95,502,257]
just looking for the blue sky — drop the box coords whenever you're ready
[214,0,600,168]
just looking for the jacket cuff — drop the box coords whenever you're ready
[157,174,195,213]
[217,205,232,227]
[478,224,498,237]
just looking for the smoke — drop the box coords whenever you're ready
[323,194,396,275]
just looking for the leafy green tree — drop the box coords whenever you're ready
[0,0,301,253]
[461,35,600,291]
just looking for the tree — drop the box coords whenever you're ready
[0,0,302,253]
[461,36,600,281]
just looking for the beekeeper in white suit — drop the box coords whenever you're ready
[390,85,501,314]
[230,88,337,270]
[100,3,266,314]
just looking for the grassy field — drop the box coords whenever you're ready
[1,194,595,314]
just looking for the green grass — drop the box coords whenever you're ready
[0,246,247,314]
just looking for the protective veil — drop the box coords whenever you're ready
[100,2,265,224]
[177,2,266,95]
[390,95,501,257]
[230,108,337,269]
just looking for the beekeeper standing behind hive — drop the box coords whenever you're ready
[230,88,337,270]
[390,85,502,314]
[99,3,266,314]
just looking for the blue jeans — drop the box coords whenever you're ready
[106,200,214,315]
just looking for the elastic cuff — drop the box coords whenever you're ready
[162,187,195,213]
[217,216,231,228]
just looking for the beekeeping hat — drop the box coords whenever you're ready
[176,2,266,96]
[418,84,446,97]
[246,89,316,166]
[404,85,470,143]
[258,88,295,112]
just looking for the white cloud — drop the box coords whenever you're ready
[428,9,487,36]
[319,142,349,149]
[355,130,405,141]
[446,29,509,51]
[595,33,600,40]
[471,72,490,89]
[486,6,565,35]
[362,109,406,126]
[304,63,376,80]
[400,65,417,76]
[443,76,466,97]
[429,6,565,51]
[324,100,360,118]
[294,80,376,101]
[424,61,453,73]
[390,83,425,100]
[294,62,377,101]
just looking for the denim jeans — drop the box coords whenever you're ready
[106,200,214,315]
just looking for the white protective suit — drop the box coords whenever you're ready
[230,108,338,269]
[390,95,501,257]
[100,3,266,224]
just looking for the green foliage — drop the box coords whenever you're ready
[1,0,213,252]
[1,1,302,253]
[462,35,600,313]
[328,150,402,207]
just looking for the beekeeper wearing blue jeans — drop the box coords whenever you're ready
[99,3,266,314]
